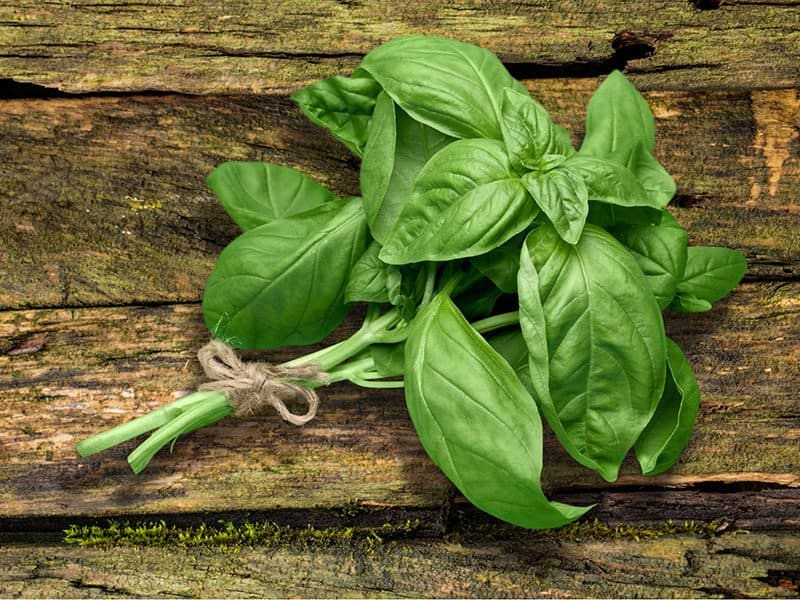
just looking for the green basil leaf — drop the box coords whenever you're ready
[370,342,405,378]
[635,338,701,475]
[487,329,534,396]
[587,202,663,227]
[669,294,712,313]
[290,74,381,157]
[609,141,676,207]
[580,70,655,156]
[610,215,688,309]
[566,155,659,208]
[203,198,368,349]
[345,241,390,304]
[359,34,527,140]
[518,224,667,482]
[405,291,592,529]
[500,88,574,169]
[521,166,589,245]
[379,139,536,264]
[471,232,526,294]
[206,162,334,231]
[360,92,454,244]
[674,246,748,305]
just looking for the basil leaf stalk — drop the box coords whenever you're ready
[518,224,666,482]
[379,138,537,264]
[359,34,527,140]
[405,291,592,529]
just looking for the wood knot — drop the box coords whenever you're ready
[611,31,661,62]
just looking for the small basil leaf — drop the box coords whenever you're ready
[370,342,405,378]
[386,264,426,321]
[566,155,658,208]
[471,232,526,293]
[609,141,676,207]
[290,75,381,157]
[518,224,666,482]
[500,88,575,169]
[674,246,748,305]
[487,329,534,396]
[635,338,701,475]
[580,70,655,156]
[379,139,537,264]
[587,202,663,227]
[359,34,527,140]
[521,166,589,245]
[202,198,368,349]
[405,292,592,529]
[610,215,688,309]
[345,241,390,304]
[669,294,713,313]
[206,162,335,231]
[360,92,454,244]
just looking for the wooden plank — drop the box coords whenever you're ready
[1,281,797,519]
[1,529,799,598]
[0,1,798,93]
[1,87,797,309]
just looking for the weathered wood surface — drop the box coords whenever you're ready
[0,1,798,93]
[1,281,797,520]
[1,86,797,310]
[0,1,798,597]
[2,530,800,598]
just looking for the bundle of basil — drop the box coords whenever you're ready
[78,35,746,529]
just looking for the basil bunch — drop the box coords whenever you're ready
[78,35,746,530]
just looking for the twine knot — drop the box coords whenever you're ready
[196,339,329,425]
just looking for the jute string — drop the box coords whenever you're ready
[196,339,330,425]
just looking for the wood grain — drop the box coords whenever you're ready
[1,86,797,310]
[0,1,798,94]
[2,530,799,598]
[1,281,797,520]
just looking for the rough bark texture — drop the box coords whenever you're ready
[0,1,798,597]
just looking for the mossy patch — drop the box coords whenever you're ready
[64,517,422,552]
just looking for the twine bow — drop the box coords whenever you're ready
[196,339,329,425]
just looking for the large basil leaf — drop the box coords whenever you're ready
[379,139,536,264]
[290,74,381,157]
[206,162,334,231]
[405,292,592,529]
[670,246,747,312]
[501,88,574,170]
[635,338,700,475]
[521,166,589,245]
[518,224,666,482]
[580,70,655,156]
[345,241,390,304]
[203,198,368,349]
[359,34,527,140]
[566,155,659,208]
[487,329,534,396]
[611,213,688,309]
[471,232,526,293]
[360,92,454,244]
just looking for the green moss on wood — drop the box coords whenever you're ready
[63,517,422,552]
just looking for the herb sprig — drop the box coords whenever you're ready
[78,35,746,530]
